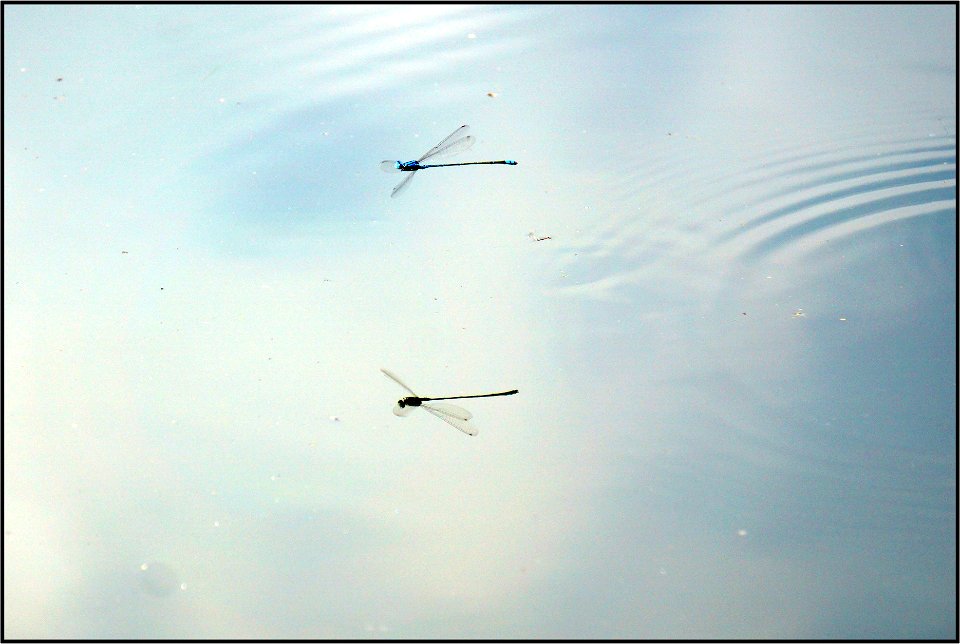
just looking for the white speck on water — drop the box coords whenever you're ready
[138,561,180,597]
[737,529,748,537]
[467,33,477,39]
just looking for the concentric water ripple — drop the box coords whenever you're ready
[717,135,955,263]
[547,122,956,304]
[541,112,955,543]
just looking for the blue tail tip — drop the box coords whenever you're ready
[506,159,517,165]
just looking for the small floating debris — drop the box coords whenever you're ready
[329,415,341,422]
[737,529,748,537]
[839,315,847,321]
[527,231,552,242]
[793,309,805,317]
[487,91,498,98]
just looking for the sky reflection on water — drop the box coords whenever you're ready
[4,4,955,639]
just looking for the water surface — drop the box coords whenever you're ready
[4,4,955,639]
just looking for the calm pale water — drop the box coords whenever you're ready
[4,5,956,639]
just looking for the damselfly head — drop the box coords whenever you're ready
[393,401,414,417]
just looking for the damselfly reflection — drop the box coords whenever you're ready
[380,368,518,436]
[379,125,517,198]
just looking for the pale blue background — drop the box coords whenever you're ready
[4,4,956,639]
